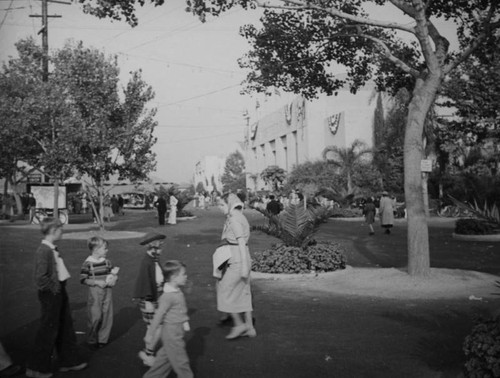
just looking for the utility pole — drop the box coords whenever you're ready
[29,0,69,221]
[29,0,68,81]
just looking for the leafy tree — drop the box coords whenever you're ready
[221,150,246,193]
[437,49,500,174]
[322,139,372,195]
[49,41,157,228]
[77,1,500,276]
[372,89,408,194]
[0,38,77,217]
[260,165,286,192]
[285,160,344,195]
[195,181,205,194]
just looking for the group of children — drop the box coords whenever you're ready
[81,231,193,378]
[26,218,192,378]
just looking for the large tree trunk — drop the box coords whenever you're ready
[404,75,441,277]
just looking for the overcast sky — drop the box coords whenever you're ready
[0,1,459,184]
[0,0,264,184]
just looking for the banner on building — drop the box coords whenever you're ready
[326,112,343,135]
[285,102,293,125]
[296,97,305,124]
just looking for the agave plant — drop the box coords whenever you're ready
[277,203,317,248]
[449,195,500,226]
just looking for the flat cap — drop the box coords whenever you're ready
[140,232,166,245]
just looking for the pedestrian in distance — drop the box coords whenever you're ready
[28,193,37,224]
[265,195,282,232]
[26,218,88,378]
[363,197,377,235]
[117,194,124,215]
[134,232,167,367]
[167,195,178,225]
[216,193,256,340]
[154,196,167,226]
[80,236,119,350]
[379,191,395,234]
[142,260,193,378]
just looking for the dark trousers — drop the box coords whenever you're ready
[158,210,166,225]
[27,283,85,373]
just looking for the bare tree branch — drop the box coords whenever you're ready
[427,20,450,65]
[444,2,500,74]
[256,0,416,35]
[410,0,440,73]
[359,32,420,77]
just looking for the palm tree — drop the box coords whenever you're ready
[322,139,372,195]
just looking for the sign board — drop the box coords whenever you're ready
[28,174,42,183]
[30,186,67,209]
[420,159,433,172]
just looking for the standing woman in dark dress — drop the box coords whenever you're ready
[216,193,256,340]
[363,197,376,235]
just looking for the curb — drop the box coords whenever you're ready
[452,232,500,242]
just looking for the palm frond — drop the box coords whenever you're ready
[278,203,316,247]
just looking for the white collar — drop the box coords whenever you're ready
[42,240,57,250]
[163,283,180,293]
[86,255,105,263]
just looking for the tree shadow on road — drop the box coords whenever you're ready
[381,307,491,375]
[186,326,211,377]
[108,306,141,343]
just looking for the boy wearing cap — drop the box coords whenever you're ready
[134,232,166,367]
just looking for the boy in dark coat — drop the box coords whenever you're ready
[134,232,166,367]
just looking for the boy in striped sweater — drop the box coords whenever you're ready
[80,236,119,349]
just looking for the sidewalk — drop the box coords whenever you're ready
[1,207,499,377]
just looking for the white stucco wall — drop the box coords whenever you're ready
[194,155,225,193]
[245,85,378,191]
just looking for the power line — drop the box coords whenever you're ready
[158,83,242,107]
[0,6,25,10]
[0,0,14,30]
[117,51,242,76]
[155,123,244,129]
[155,130,242,144]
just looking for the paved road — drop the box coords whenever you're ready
[1,207,499,377]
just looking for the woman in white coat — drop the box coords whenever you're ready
[379,191,394,234]
[167,195,178,225]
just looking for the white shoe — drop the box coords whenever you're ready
[245,327,257,338]
[225,324,249,340]
[138,350,155,367]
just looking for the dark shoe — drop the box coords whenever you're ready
[86,342,99,351]
[0,364,21,377]
[97,343,108,348]
[59,363,88,372]
[369,232,374,236]
[217,316,233,327]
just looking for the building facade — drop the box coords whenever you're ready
[245,83,378,191]
[193,155,226,193]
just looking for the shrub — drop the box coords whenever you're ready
[455,219,497,235]
[177,209,194,218]
[252,241,347,274]
[330,207,363,218]
[463,316,500,377]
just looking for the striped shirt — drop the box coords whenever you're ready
[80,256,113,284]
